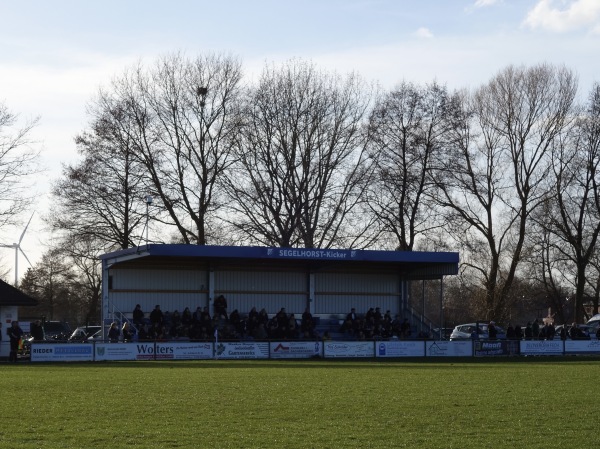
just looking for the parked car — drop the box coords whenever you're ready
[432,327,454,340]
[42,321,72,341]
[449,323,506,341]
[68,326,102,342]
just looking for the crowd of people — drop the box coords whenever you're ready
[116,300,416,342]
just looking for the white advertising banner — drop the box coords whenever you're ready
[565,340,600,354]
[520,340,564,355]
[426,340,472,357]
[215,342,269,359]
[95,342,215,361]
[376,341,424,357]
[270,341,322,359]
[324,341,374,358]
[31,344,94,362]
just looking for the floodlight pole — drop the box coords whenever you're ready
[145,195,153,246]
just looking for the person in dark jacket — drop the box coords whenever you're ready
[7,321,24,362]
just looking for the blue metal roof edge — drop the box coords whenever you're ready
[100,244,459,265]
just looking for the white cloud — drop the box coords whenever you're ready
[414,27,434,39]
[523,0,600,32]
[473,0,501,8]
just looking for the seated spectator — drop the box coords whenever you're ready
[288,314,299,339]
[258,308,269,327]
[122,322,135,342]
[182,307,193,327]
[108,322,120,343]
[346,308,358,323]
[253,322,268,340]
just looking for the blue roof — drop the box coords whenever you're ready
[101,244,457,263]
[100,244,459,278]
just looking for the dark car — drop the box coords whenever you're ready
[43,321,72,341]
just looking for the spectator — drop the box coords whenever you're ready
[488,321,497,340]
[514,324,523,340]
[288,314,299,339]
[122,322,135,342]
[7,321,24,362]
[532,319,540,340]
[214,295,228,320]
[506,323,516,340]
[346,307,358,323]
[181,307,193,327]
[150,305,164,326]
[301,307,314,336]
[258,308,269,327]
[374,307,383,324]
[133,304,145,326]
[400,319,411,339]
[524,322,533,340]
[108,322,120,342]
[247,307,259,335]
[193,306,203,323]
[30,319,45,341]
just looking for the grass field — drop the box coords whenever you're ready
[0,358,597,448]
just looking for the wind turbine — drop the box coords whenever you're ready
[0,213,34,287]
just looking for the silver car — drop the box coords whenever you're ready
[449,323,506,341]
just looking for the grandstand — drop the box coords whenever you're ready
[99,244,459,339]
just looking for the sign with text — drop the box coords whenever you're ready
[474,340,520,356]
[520,340,563,355]
[376,340,425,357]
[324,341,374,358]
[565,340,600,354]
[270,341,322,359]
[426,341,472,357]
[215,342,269,359]
[31,344,93,362]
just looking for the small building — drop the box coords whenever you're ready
[0,278,38,358]
[100,245,459,332]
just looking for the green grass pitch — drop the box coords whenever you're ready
[0,358,596,448]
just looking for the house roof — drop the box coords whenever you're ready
[100,244,459,279]
[0,279,39,306]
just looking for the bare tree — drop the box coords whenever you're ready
[51,98,148,250]
[538,83,600,322]
[114,53,243,245]
[434,64,578,321]
[225,60,374,248]
[366,81,449,250]
[0,102,39,229]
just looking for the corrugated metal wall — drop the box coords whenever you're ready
[314,272,400,316]
[215,271,308,314]
[109,268,208,316]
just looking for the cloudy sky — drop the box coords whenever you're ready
[1,0,600,280]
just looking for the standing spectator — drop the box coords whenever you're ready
[524,322,533,340]
[488,321,497,340]
[132,304,145,326]
[560,325,568,341]
[514,324,523,340]
[506,323,516,340]
[532,319,540,340]
[301,307,314,336]
[7,321,24,362]
[30,319,45,341]
[214,295,228,320]
[346,307,357,323]
[150,305,164,326]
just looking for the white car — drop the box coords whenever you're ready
[449,323,506,341]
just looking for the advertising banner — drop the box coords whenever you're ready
[426,341,472,357]
[324,341,374,358]
[474,340,520,356]
[565,340,600,354]
[376,340,424,357]
[520,340,564,355]
[94,342,215,361]
[270,341,322,359]
[31,344,94,362]
[214,342,269,359]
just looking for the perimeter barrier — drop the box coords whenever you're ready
[28,338,600,362]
